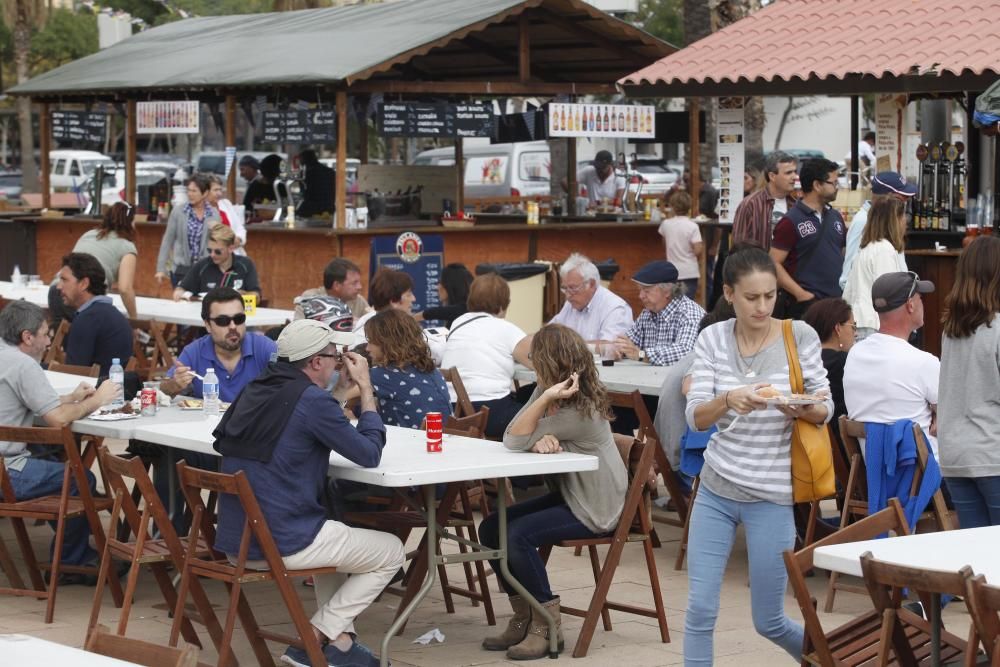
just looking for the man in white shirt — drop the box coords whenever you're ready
[572,150,625,205]
[843,271,940,455]
[549,253,632,343]
[839,171,917,290]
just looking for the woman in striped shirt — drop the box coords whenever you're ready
[683,245,832,665]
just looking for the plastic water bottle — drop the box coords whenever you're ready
[11,264,21,286]
[109,358,125,409]
[202,368,220,416]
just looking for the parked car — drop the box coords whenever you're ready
[49,150,115,192]
[414,140,551,199]
[629,159,680,196]
[0,171,23,203]
[318,157,361,187]
[79,166,171,211]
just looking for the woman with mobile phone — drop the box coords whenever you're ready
[477,324,627,661]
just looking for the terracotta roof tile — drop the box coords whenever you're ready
[621,0,1000,94]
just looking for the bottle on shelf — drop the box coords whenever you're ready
[203,368,220,416]
[109,358,125,409]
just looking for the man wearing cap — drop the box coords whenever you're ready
[568,150,626,206]
[839,171,918,290]
[770,158,847,318]
[213,319,404,667]
[614,260,706,366]
[549,252,633,343]
[843,271,940,456]
[240,155,270,215]
[732,150,799,250]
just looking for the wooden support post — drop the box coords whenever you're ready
[850,95,859,190]
[455,137,464,213]
[567,137,577,215]
[335,90,348,230]
[126,100,137,206]
[40,102,51,210]
[518,13,531,83]
[689,100,703,305]
[225,95,237,201]
[359,101,369,165]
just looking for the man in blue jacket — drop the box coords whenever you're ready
[213,319,404,667]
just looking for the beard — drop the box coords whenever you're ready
[216,333,242,352]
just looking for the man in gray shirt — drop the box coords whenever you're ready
[0,301,119,581]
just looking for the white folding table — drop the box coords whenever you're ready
[813,526,1000,666]
[128,418,598,666]
[514,358,667,396]
[0,634,140,666]
[45,369,96,395]
[0,281,293,328]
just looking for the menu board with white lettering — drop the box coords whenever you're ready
[370,232,444,314]
[378,102,493,138]
[262,108,336,143]
[51,110,107,146]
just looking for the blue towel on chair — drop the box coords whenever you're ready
[680,424,715,477]
[864,420,943,531]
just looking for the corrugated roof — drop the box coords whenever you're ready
[621,0,1000,97]
[11,0,673,98]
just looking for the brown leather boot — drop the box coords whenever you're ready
[482,595,531,651]
[506,597,564,661]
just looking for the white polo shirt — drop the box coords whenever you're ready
[549,285,633,341]
[577,165,625,204]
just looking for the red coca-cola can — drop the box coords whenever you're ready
[425,412,443,453]
[140,387,157,416]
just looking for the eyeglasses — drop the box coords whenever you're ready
[824,179,839,187]
[314,353,341,360]
[559,283,587,295]
[208,313,247,327]
[209,248,226,256]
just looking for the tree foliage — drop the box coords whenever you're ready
[635,0,683,47]
[29,10,98,72]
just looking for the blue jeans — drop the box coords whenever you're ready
[684,485,804,666]
[478,492,603,603]
[944,476,1000,528]
[8,457,98,566]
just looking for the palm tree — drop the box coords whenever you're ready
[4,0,46,190]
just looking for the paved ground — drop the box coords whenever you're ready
[0,439,976,666]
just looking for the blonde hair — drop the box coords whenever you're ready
[208,222,236,246]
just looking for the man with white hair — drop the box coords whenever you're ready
[615,260,706,366]
[549,253,633,343]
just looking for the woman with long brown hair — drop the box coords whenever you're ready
[842,196,907,339]
[938,235,1000,528]
[364,309,450,428]
[477,324,626,661]
[70,201,138,318]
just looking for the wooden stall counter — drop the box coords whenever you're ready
[24,216,665,314]
[904,248,960,358]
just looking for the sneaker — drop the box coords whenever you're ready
[902,600,926,620]
[323,640,382,667]
[303,575,315,587]
[279,646,311,667]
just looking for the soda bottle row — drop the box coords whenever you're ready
[550,104,653,135]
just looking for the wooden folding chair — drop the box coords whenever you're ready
[48,360,101,377]
[0,425,122,623]
[784,498,923,666]
[88,446,224,655]
[965,574,1000,665]
[42,319,70,366]
[859,551,972,666]
[441,366,476,418]
[539,435,670,657]
[86,624,199,667]
[826,417,953,612]
[170,461,339,667]
[674,475,700,570]
[130,318,176,381]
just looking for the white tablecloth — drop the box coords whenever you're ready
[45,369,96,395]
[0,281,292,328]
[515,358,667,396]
[0,634,140,666]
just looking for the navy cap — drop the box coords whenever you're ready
[871,271,934,313]
[632,260,679,286]
[593,150,614,166]
[872,171,917,197]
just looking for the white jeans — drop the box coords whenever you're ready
[281,520,405,639]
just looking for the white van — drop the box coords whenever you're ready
[413,140,551,199]
[49,150,115,193]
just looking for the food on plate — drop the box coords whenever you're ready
[755,386,825,404]
[177,398,203,409]
[755,386,781,399]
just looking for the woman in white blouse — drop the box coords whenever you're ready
[842,197,907,339]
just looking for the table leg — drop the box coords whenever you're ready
[495,477,559,659]
[166,448,177,521]
[930,592,941,667]
[380,484,438,667]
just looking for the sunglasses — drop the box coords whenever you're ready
[209,248,227,256]
[906,271,920,300]
[208,313,247,327]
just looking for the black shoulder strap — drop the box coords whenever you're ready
[445,314,490,341]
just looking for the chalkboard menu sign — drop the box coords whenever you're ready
[51,110,107,146]
[378,102,493,138]
[370,232,444,314]
[262,108,336,143]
